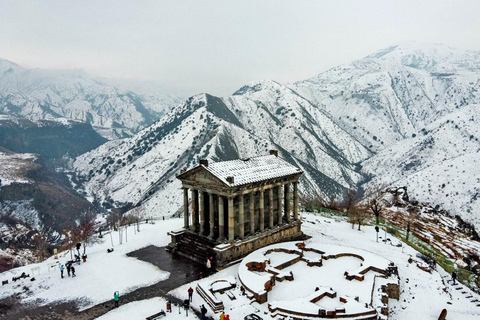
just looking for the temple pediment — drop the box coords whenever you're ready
[178,166,227,188]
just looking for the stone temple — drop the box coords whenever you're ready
[167,150,306,268]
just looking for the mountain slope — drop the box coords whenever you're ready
[362,104,480,227]
[72,87,370,217]
[0,116,107,158]
[0,59,180,139]
[292,43,480,152]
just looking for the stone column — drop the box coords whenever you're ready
[277,185,283,225]
[269,188,274,229]
[199,191,205,235]
[191,189,197,232]
[228,197,235,241]
[239,194,245,239]
[294,182,299,221]
[285,184,291,223]
[218,196,225,241]
[209,193,214,239]
[183,187,189,228]
[259,189,265,232]
[249,191,255,235]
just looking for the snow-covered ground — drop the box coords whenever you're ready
[0,218,179,312]
[0,151,37,187]
[1,213,479,319]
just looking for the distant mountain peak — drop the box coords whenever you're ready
[364,42,480,72]
[232,80,283,96]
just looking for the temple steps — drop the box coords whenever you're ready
[174,231,218,266]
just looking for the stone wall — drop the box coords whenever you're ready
[214,222,304,268]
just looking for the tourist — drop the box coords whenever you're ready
[225,314,230,320]
[59,265,64,279]
[114,291,120,308]
[188,287,194,302]
[206,258,211,270]
[219,311,225,320]
[452,271,457,285]
[71,266,76,277]
[66,263,71,277]
[200,304,207,320]
[166,300,171,313]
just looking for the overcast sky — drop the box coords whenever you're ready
[2,0,480,97]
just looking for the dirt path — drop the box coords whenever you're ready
[0,246,210,320]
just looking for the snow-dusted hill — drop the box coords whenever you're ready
[0,145,98,271]
[71,43,480,228]
[362,104,480,227]
[73,89,370,218]
[0,59,180,139]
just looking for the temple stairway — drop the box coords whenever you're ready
[171,231,218,266]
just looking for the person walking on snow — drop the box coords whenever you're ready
[66,263,71,277]
[224,314,230,320]
[452,271,457,285]
[219,311,225,320]
[200,304,207,320]
[188,287,194,302]
[59,265,64,279]
[113,291,120,308]
[71,265,76,277]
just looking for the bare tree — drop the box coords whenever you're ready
[347,210,357,229]
[33,231,49,262]
[118,226,124,245]
[78,211,96,256]
[369,199,383,225]
[117,215,128,244]
[128,206,145,233]
[355,205,370,231]
[343,189,361,213]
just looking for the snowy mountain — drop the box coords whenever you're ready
[72,43,480,228]
[362,104,480,227]
[292,43,480,152]
[73,89,370,218]
[0,59,180,139]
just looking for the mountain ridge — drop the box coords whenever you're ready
[0,59,181,140]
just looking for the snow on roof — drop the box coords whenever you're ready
[203,155,302,187]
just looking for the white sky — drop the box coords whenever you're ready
[2,0,480,97]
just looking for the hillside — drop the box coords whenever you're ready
[362,104,480,227]
[72,89,371,217]
[0,148,97,271]
[0,116,107,158]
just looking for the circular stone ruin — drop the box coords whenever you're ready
[238,242,400,319]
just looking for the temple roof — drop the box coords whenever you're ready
[192,155,302,187]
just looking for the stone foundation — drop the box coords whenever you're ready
[214,221,305,268]
[168,221,306,268]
